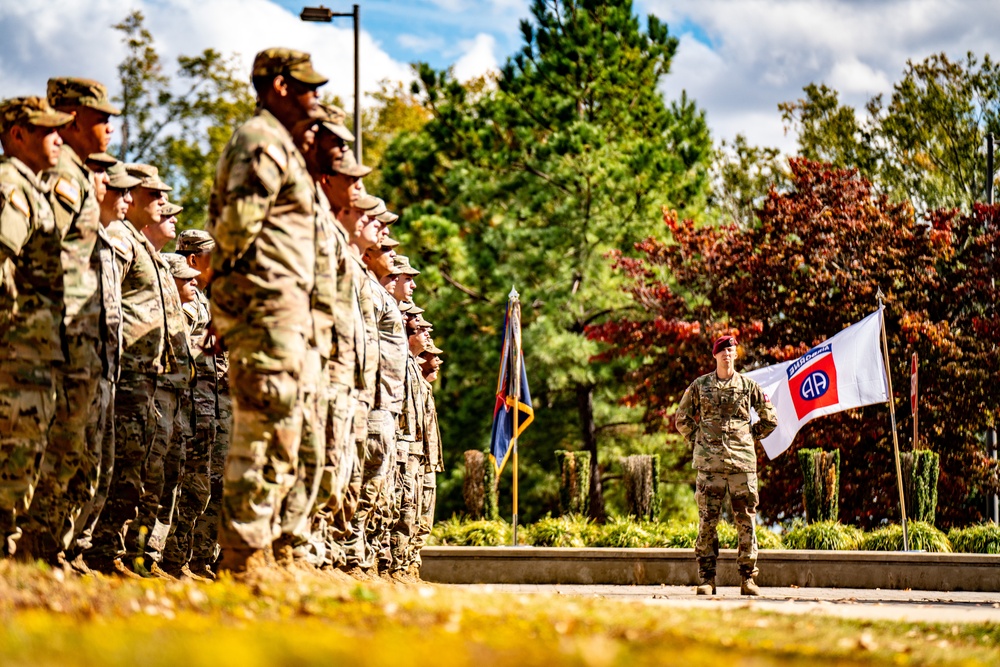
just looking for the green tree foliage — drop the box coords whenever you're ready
[382,0,712,522]
[779,52,1000,214]
[588,159,1000,528]
[112,11,256,232]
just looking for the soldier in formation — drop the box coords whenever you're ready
[0,49,447,582]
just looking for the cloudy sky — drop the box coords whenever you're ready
[0,0,997,153]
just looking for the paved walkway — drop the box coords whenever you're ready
[455,584,1000,624]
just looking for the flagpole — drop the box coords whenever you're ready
[877,289,909,551]
[509,286,521,547]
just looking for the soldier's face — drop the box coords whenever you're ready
[100,187,130,226]
[129,187,165,228]
[90,167,109,203]
[14,125,63,173]
[318,130,346,173]
[326,172,361,211]
[394,275,415,301]
[714,345,736,371]
[174,276,197,304]
[380,273,399,293]
[69,107,114,155]
[286,77,322,119]
[187,251,212,276]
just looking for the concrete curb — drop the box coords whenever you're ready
[420,547,1000,592]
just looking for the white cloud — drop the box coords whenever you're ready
[0,0,413,110]
[397,33,445,54]
[452,33,499,82]
[640,0,1000,153]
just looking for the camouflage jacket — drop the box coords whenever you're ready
[421,377,443,473]
[158,267,193,390]
[325,212,366,390]
[351,251,377,406]
[676,371,778,473]
[183,287,214,380]
[105,218,169,375]
[370,277,407,414]
[44,144,102,361]
[0,156,64,379]
[398,352,426,454]
[208,107,318,374]
[96,226,122,382]
[311,188,335,363]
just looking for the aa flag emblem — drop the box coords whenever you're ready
[787,343,839,419]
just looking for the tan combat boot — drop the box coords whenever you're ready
[695,578,716,595]
[740,577,761,596]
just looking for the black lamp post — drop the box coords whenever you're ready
[301,4,362,162]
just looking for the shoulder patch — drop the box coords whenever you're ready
[263,143,288,172]
[54,177,82,208]
[9,189,30,217]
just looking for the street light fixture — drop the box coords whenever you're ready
[300,4,362,162]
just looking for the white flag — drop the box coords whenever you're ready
[745,308,888,459]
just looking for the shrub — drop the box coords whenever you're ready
[798,448,840,523]
[860,521,951,552]
[556,450,590,516]
[430,517,512,546]
[593,517,656,548]
[526,514,596,547]
[901,449,940,524]
[782,520,864,550]
[647,522,698,548]
[948,524,1000,554]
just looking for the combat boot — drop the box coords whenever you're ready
[695,578,716,596]
[740,576,761,596]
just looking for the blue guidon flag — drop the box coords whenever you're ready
[745,308,889,459]
[489,288,534,474]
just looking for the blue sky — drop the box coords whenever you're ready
[1,0,997,152]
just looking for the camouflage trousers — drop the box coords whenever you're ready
[21,340,102,558]
[0,368,55,557]
[695,470,759,580]
[389,449,421,572]
[162,378,216,568]
[318,383,359,535]
[144,385,191,559]
[72,378,115,554]
[87,373,157,562]
[341,408,396,569]
[324,399,367,569]
[409,470,437,568]
[190,387,231,565]
[218,339,306,555]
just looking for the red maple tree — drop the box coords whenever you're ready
[588,158,1000,527]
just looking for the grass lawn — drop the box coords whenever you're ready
[0,560,997,666]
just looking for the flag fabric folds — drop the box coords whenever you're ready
[745,308,888,459]
[489,290,534,474]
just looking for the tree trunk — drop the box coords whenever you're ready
[577,384,606,522]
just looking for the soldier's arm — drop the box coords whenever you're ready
[674,382,700,442]
[0,183,34,258]
[750,382,778,441]
[209,141,284,269]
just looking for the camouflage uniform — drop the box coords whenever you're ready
[0,99,71,555]
[161,255,215,570]
[410,373,443,569]
[390,351,425,571]
[343,277,405,571]
[89,207,172,564]
[207,53,324,560]
[675,371,777,582]
[73,222,124,553]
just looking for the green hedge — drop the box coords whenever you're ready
[430,517,999,553]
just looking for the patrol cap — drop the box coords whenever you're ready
[368,198,387,218]
[398,300,414,314]
[125,163,172,191]
[177,229,215,253]
[317,103,355,142]
[393,255,420,276]
[47,77,121,115]
[0,96,73,132]
[380,236,400,249]
[376,209,399,225]
[405,302,424,315]
[160,201,183,217]
[106,162,141,189]
[252,48,328,86]
[712,335,737,355]
[334,148,372,178]
[86,152,118,169]
[353,192,380,211]
[411,313,432,328]
[162,253,200,280]
[425,342,444,355]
